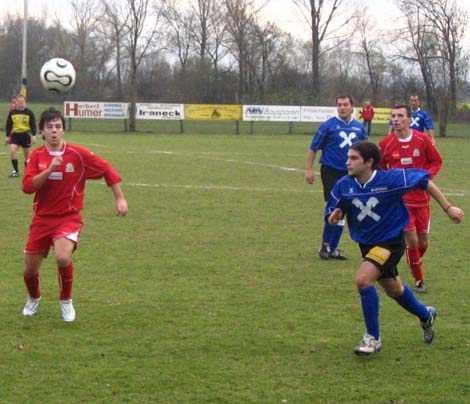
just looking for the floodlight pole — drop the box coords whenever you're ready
[21,0,28,97]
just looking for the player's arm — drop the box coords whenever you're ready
[427,128,436,142]
[305,149,317,184]
[31,155,63,190]
[110,183,128,216]
[5,113,12,140]
[426,180,464,223]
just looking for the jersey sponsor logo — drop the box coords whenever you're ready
[48,172,63,180]
[338,131,357,148]
[410,117,420,127]
[352,197,381,221]
[400,157,413,165]
[65,163,75,172]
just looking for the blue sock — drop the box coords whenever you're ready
[322,222,334,245]
[359,285,380,340]
[329,221,344,252]
[394,284,429,321]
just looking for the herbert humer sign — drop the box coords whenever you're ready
[64,102,128,119]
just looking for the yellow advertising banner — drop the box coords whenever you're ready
[356,107,392,124]
[185,104,242,121]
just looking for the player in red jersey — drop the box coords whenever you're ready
[379,104,442,293]
[21,107,128,322]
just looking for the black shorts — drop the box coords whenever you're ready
[11,132,33,148]
[359,237,405,280]
[320,165,348,201]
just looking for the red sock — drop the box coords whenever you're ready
[58,263,74,300]
[24,273,41,299]
[406,246,424,282]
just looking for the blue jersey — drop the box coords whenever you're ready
[325,169,430,244]
[410,108,434,132]
[310,117,367,171]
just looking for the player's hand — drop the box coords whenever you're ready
[31,135,36,144]
[447,206,464,223]
[328,208,342,225]
[50,155,63,170]
[305,170,315,184]
[115,198,128,216]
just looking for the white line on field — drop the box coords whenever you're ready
[128,149,305,172]
[89,181,469,197]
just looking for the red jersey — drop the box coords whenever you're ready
[378,130,442,207]
[361,105,375,121]
[23,142,122,216]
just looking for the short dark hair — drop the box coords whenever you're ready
[350,141,381,170]
[39,107,66,131]
[392,104,412,117]
[336,95,355,106]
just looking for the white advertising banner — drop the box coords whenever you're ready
[243,105,301,122]
[64,102,128,119]
[136,103,184,120]
[301,106,338,122]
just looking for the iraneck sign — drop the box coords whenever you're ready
[136,103,184,120]
[64,102,129,119]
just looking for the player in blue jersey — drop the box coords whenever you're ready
[306,95,367,260]
[326,141,464,355]
[410,94,435,141]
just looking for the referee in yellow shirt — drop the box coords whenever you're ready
[5,94,36,177]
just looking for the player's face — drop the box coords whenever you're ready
[346,149,371,179]
[16,97,26,110]
[42,118,65,148]
[391,108,411,133]
[337,98,353,121]
[410,96,420,110]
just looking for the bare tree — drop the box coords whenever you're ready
[224,0,266,102]
[99,0,130,100]
[355,13,386,105]
[408,0,468,115]
[292,0,359,98]
[110,0,163,131]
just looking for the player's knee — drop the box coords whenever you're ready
[355,273,373,290]
[55,254,72,268]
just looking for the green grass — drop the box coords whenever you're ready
[0,132,469,403]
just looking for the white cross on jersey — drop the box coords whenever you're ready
[352,197,381,221]
[339,131,357,148]
[410,117,420,127]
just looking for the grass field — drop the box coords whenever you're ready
[0,130,469,403]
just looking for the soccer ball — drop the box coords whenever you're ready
[40,58,76,94]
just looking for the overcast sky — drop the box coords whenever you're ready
[1,0,469,45]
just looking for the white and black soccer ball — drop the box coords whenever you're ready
[40,58,76,94]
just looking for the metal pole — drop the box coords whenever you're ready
[21,0,28,96]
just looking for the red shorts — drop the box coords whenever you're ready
[25,213,83,257]
[404,205,430,235]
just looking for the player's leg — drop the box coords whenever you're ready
[320,165,348,260]
[404,208,425,291]
[381,276,436,343]
[354,260,383,355]
[8,142,20,176]
[54,236,78,322]
[22,253,44,316]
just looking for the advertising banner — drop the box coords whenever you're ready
[301,106,338,122]
[185,104,242,120]
[64,102,128,119]
[243,105,301,121]
[136,103,184,120]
